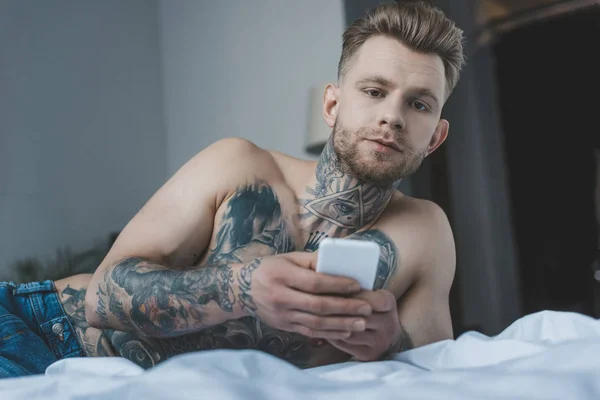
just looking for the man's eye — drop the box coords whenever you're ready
[413,100,429,111]
[365,89,383,98]
[332,203,353,214]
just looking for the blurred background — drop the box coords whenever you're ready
[1,0,599,336]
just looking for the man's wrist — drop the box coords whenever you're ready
[234,258,263,319]
[378,323,414,361]
[377,334,402,361]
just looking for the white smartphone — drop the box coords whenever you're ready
[316,238,380,290]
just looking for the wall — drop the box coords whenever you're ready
[0,0,166,271]
[158,0,345,175]
[0,0,345,272]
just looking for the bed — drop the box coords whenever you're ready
[1,310,599,399]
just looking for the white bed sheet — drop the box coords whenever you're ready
[1,310,599,400]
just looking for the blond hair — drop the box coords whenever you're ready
[338,1,466,99]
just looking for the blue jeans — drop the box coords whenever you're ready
[0,280,83,378]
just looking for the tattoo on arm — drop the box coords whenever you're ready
[206,181,294,265]
[95,283,110,325]
[379,321,414,360]
[104,330,162,369]
[97,257,237,337]
[59,285,115,357]
[60,285,86,319]
[351,229,397,290]
[109,295,130,327]
[238,258,261,316]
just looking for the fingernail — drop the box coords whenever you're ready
[352,320,365,331]
[358,305,371,316]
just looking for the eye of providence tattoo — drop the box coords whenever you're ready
[299,137,396,242]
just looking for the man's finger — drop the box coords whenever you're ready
[353,289,396,312]
[290,324,351,340]
[363,311,389,330]
[283,265,363,296]
[289,311,366,332]
[281,289,372,316]
[339,330,375,346]
[328,339,371,360]
[284,251,318,270]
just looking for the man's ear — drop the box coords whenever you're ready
[322,83,339,128]
[425,119,449,156]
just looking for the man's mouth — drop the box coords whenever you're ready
[368,138,401,152]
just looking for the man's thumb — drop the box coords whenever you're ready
[285,251,318,270]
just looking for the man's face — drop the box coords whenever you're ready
[329,35,448,186]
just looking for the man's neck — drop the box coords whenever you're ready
[298,137,397,251]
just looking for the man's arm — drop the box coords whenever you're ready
[89,257,252,337]
[394,201,456,348]
[327,200,456,360]
[85,138,259,336]
[377,200,455,358]
[85,138,371,339]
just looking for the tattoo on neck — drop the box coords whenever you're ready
[299,138,395,238]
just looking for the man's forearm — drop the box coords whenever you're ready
[86,257,261,338]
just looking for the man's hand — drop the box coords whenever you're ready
[327,289,413,361]
[247,252,374,340]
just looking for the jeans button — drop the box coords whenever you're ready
[52,322,65,341]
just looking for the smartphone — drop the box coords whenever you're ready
[316,238,380,290]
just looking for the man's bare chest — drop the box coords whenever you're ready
[132,180,400,369]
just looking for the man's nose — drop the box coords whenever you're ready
[377,99,405,132]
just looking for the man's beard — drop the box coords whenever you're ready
[332,121,428,186]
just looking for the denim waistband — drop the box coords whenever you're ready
[12,280,83,360]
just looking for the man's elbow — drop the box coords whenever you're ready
[84,284,105,329]
[85,306,101,329]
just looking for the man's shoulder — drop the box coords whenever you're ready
[195,137,287,179]
[201,137,269,165]
[364,193,455,259]
[389,194,454,254]
[192,138,312,201]
[211,137,313,179]
[377,194,456,277]
[383,193,450,228]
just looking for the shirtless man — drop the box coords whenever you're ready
[0,1,465,377]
